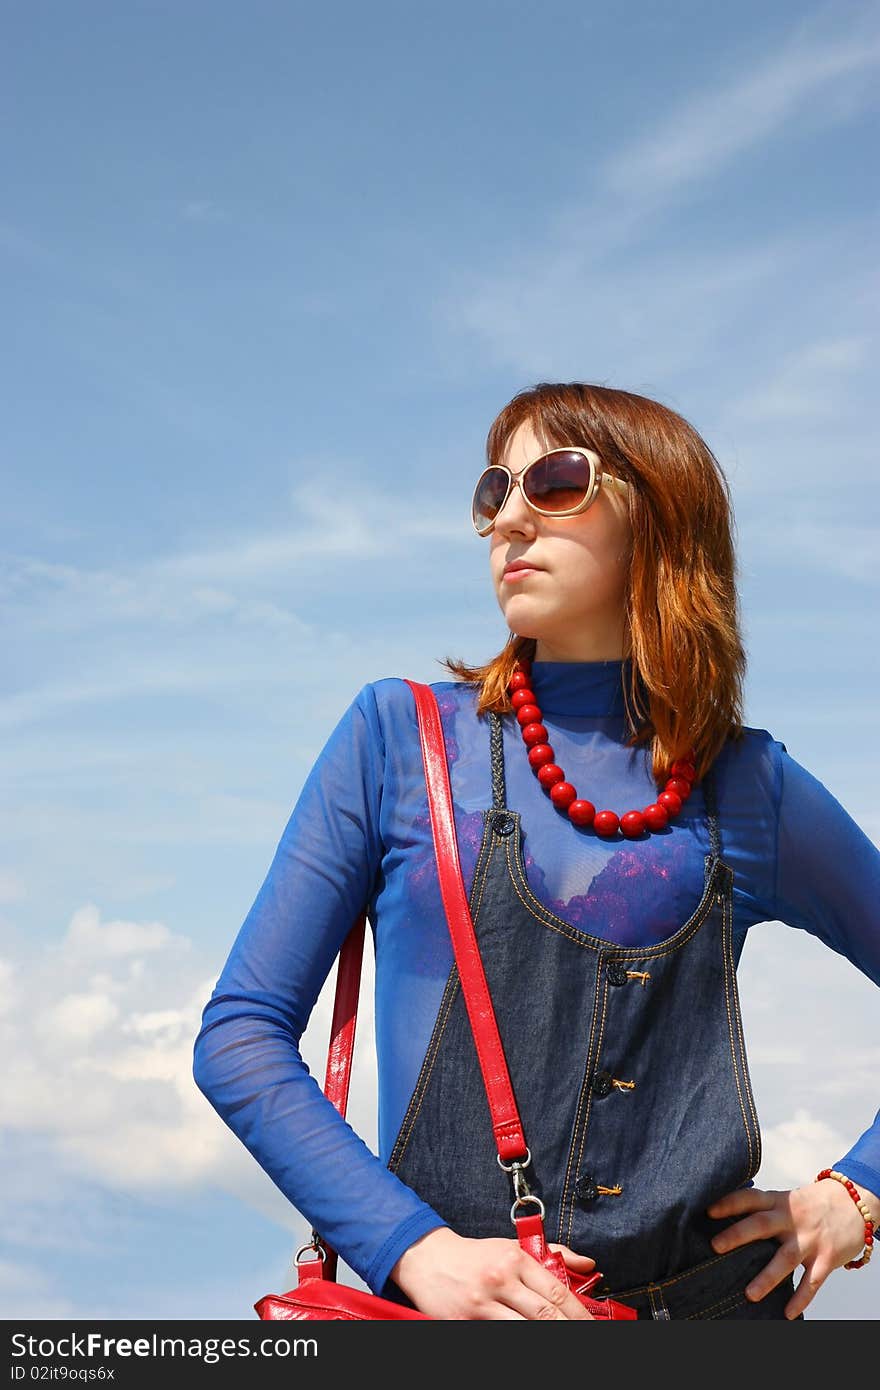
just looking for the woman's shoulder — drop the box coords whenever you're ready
[722,723,788,759]
[362,674,481,723]
[713,722,789,808]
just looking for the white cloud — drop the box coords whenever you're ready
[43,991,120,1042]
[65,903,173,957]
[0,900,377,1228]
[443,234,798,383]
[727,334,872,423]
[758,1109,848,1190]
[603,14,880,199]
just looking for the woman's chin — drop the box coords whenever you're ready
[500,597,546,633]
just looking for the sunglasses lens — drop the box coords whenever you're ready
[524,450,592,512]
[472,467,510,532]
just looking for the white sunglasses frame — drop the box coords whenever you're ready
[471,446,630,537]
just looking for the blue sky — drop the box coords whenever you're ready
[2,0,878,1320]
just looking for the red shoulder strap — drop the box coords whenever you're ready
[403,679,527,1161]
[322,682,528,1162]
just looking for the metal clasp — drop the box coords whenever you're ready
[498,1148,546,1224]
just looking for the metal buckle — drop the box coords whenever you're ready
[294,1231,327,1265]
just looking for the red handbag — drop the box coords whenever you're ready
[255,680,637,1321]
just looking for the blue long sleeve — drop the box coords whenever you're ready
[771,744,880,1192]
[191,681,448,1296]
[193,660,880,1297]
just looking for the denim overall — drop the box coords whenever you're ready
[386,712,798,1319]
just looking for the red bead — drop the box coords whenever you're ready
[620,811,646,839]
[568,799,595,827]
[511,688,536,710]
[527,743,555,768]
[550,781,577,810]
[594,810,620,837]
[518,659,532,676]
[666,776,691,801]
[521,723,548,747]
[516,704,542,726]
[506,683,699,840]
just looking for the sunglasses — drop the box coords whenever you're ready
[471,447,630,537]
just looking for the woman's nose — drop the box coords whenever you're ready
[493,480,536,537]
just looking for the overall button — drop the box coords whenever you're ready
[606,959,629,986]
[574,1174,599,1204]
[492,812,515,837]
[591,1070,614,1098]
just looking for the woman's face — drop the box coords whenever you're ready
[487,418,633,663]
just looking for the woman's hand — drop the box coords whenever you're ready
[389,1226,599,1320]
[706,1179,878,1318]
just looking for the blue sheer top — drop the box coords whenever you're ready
[192,659,880,1297]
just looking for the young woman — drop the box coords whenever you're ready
[193,382,879,1320]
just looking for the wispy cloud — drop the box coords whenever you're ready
[602,10,880,199]
[741,515,880,585]
[725,334,874,424]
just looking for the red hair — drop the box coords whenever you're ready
[442,382,747,784]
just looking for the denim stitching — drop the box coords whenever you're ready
[608,1247,737,1297]
[470,810,499,923]
[561,968,610,1246]
[720,886,756,1184]
[387,968,460,1171]
[725,889,762,1174]
[695,1288,752,1318]
[505,817,722,958]
[697,1292,749,1320]
[555,962,606,1244]
[388,811,496,1171]
[655,1284,672,1318]
[647,1284,672,1319]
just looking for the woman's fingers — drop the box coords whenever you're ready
[706,1186,779,1219]
[710,1204,785,1254]
[739,1241,801,1303]
[516,1254,595,1320]
[785,1259,834,1320]
[546,1241,597,1269]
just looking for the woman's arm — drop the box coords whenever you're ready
[191,682,447,1297]
[771,742,880,1192]
[708,739,879,1316]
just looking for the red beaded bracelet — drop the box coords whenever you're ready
[815,1169,875,1268]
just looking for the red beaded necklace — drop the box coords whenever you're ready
[509,658,697,839]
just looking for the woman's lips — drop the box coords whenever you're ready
[502,565,542,584]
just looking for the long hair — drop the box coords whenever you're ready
[442,382,747,784]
